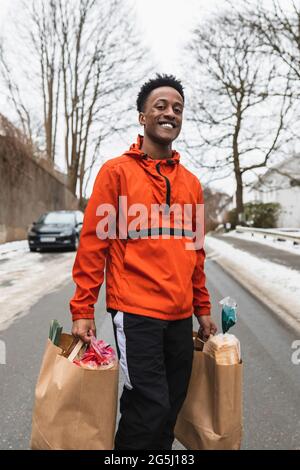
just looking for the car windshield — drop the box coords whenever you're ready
[38,212,75,225]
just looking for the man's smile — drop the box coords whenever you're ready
[158,121,176,129]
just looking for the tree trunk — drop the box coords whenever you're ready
[233,102,244,220]
[67,163,78,195]
[235,174,244,221]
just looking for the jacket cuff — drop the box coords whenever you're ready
[72,312,95,321]
[194,306,211,317]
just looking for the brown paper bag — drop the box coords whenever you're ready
[175,333,243,450]
[30,334,119,450]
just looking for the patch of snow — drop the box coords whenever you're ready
[0,243,76,331]
[224,230,300,255]
[0,240,29,255]
[205,235,300,321]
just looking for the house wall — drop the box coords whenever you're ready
[272,187,300,228]
[252,167,300,228]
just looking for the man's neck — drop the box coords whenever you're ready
[141,135,173,160]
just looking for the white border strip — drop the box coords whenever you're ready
[113,312,133,390]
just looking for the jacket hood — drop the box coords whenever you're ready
[124,135,180,166]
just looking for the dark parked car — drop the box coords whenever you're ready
[28,210,84,252]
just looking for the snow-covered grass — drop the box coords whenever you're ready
[0,241,76,331]
[224,229,300,255]
[205,235,300,322]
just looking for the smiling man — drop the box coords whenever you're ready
[70,74,217,450]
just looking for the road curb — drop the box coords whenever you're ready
[206,248,300,337]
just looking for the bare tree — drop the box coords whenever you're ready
[240,0,300,86]
[1,0,152,204]
[251,157,300,190]
[30,0,150,201]
[0,113,34,159]
[233,0,300,189]
[203,187,232,232]
[27,0,61,163]
[0,44,35,148]
[183,11,293,220]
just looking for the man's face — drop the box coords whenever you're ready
[139,86,184,145]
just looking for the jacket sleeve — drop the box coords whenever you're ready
[192,182,211,317]
[70,163,118,321]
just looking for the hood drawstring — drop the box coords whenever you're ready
[155,161,171,214]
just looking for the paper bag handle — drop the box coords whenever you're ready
[67,339,85,362]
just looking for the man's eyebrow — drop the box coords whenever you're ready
[154,98,183,106]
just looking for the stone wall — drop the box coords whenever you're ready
[0,136,78,243]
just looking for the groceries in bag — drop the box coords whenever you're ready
[220,296,237,333]
[203,296,240,365]
[48,320,117,370]
[203,333,241,365]
[73,336,116,370]
[31,320,119,449]
[175,295,243,450]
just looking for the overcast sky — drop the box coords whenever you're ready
[0,0,289,197]
[0,0,220,84]
[132,0,220,72]
[0,0,219,65]
[0,0,224,191]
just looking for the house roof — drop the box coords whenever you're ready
[252,155,300,190]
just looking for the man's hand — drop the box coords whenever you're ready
[72,319,97,344]
[197,315,217,342]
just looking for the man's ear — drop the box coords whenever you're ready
[139,112,146,126]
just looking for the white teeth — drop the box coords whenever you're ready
[160,123,173,128]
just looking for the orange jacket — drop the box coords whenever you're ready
[70,135,211,322]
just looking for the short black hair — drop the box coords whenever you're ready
[136,74,184,113]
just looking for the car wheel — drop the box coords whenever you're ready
[73,236,79,251]
[29,246,37,252]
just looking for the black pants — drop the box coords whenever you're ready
[111,311,194,450]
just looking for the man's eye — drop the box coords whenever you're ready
[157,105,164,110]
[174,108,182,113]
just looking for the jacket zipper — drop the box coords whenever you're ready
[156,162,171,211]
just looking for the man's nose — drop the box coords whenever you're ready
[163,106,176,120]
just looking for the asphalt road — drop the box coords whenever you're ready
[0,254,299,450]
[215,234,300,270]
